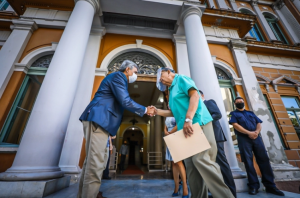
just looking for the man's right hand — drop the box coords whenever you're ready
[248,132,258,139]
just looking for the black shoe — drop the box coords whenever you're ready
[102,176,111,180]
[248,188,258,195]
[266,187,285,196]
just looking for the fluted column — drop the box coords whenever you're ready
[0,0,99,181]
[181,5,246,179]
[252,1,278,41]
[273,0,300,44]
[0,19,37,98]
[59,26,106,175]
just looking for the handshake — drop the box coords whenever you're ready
[146,106,157,117]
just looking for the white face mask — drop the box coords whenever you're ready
[129,73,137,83]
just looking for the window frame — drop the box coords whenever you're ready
[282,96,300,139]
[0,68,47,147]
[266,17,289,44]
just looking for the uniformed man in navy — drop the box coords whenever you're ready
[229,97,284,196]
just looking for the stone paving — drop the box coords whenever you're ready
[45,179,300,198]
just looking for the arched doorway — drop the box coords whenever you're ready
[122,127,144,169]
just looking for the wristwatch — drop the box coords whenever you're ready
[185,118,193,123]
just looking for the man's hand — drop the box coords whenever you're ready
[183,122,193,138]
[147,106,157,116]
[248,132,258,140]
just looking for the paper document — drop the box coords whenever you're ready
[163,123,211,163]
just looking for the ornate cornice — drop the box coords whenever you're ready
[229,39,247,51]
[181,6,203,23]
[247,40,300,52]
[10,19,38,33]
[74,0,100,14]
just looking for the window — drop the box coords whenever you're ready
[281,96,300,139]
[0,0,9,11]
[0,55,52,146]
[264,95,286,148]
[240,9,265,41]
[264,14,289,44]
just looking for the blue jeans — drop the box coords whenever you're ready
[238,135,276,189]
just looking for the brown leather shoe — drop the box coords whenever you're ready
[96,191,107,198]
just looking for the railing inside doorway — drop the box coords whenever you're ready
[147,152,164,172]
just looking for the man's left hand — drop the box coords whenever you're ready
[183,122,193,138]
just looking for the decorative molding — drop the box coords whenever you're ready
[247,54,300,67]
[246,40,300,53]
[11,19,38,33]
[255,73,271,83]
[272,75,300,86]
[99,44,173,72]
[95,68,107,76]
[229,39,248,51]
[0,30,11,42]
[272,0,285,10]
[204,26,239,39]
[90,27,106,36]
[22,8,71,22]
[172,34,186,44]
[14,64,30,73]
[136,39,143,48]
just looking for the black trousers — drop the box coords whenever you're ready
[238,135,275,189]
[120,154,126,170]
[216,142,237,198]
[103,151,111,178]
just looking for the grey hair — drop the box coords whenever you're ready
[118,60,139,72]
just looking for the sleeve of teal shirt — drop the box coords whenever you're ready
[178,75,198,96]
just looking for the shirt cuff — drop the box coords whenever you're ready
[144,107,147,114]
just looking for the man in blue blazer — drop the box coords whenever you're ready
[77,60,154,198]
[200,90,236,198]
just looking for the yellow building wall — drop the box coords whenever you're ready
[96,33,176,71]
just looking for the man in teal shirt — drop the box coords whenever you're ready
[153,68,234,198]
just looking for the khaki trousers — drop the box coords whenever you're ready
[184,122,234,198]
[77,121,109,198]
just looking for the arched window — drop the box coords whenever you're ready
[263,12,289,44]
[0,55,52,146]
[108,52,165,75]
[240,8,264,41]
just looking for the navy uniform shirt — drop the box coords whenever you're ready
[229,110,262,137]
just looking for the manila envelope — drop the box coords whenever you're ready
[163,123,211,163]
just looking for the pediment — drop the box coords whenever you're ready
[255,73,271,83]
[272,75,300,86]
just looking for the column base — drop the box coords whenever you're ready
[234,177,263,192]
[60,165,82,184]
[0,176,70,198]
[272,163,300,181]
[0,168,64,181]
[231,167,247,179]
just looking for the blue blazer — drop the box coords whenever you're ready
[204,99,227,142]
[79,72,146,136]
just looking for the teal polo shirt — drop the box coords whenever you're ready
[169,74,213,130]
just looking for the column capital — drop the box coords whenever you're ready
[229,39,248,51]
[11,19,38,33]
[75,0,100,14]
[172,34,186,44]
[91,27,106,36]
[181,6,203,23]
[251,0,258,6]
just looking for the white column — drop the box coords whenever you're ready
[173,35,191,77]
[0,0,99,181]
[216,0,228,9]
[0,19,37,98]
[252,2,278,41]
[207,0,216,8]
[229,0,239,12]
[59,26,105,175]
[229,39,300,179]
[292,0,300,12]
[182,6,245,178]
[273,1,300,44]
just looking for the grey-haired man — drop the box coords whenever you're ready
[78,60,154,198]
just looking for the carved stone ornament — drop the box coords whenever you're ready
[230,39,248,51]
[215,67,231,80]
[107,52,165,75]
[31,55,53,68]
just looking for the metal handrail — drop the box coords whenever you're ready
[147,152,164,172]
[109,151,118,172]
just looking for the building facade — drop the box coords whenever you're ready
[0,0,300,195]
